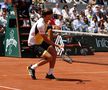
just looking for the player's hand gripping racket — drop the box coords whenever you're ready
[55,35,72,64]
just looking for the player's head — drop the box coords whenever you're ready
[42,8,53,23]
[42,8,53,18]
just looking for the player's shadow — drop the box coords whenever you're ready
[73,60,108,66]
[56,78,90,84]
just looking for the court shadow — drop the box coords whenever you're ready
[56,78,91,84]
[73,60,108,66]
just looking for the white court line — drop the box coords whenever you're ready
[0,85,21,90]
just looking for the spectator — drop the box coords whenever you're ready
[29,10,41,26]
[62,21,71,31]
[54,13,64,29]
[79,11,86,22]
[85,5,93,22]
[0,9,7,28]
[88,16,98,33]
[93,5,103,21]
[29,4,41,26]
[0,4,8,16]
[79,11,90,32]
[69,4,78,20]
[93,11,103,22]
[48,13,63,30]
[61,5,70,22]
[100,5,107,15]
[82,16,90,32]
[85,5,93,16]
[72,14,84,32]
[29,2,37,13]
[98,17,106,33]
[104,17,108,33]
[92,4,101,13]
[53,3,62,19]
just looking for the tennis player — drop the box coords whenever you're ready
[27,8,62,80]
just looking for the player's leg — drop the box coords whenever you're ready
[36,51,53,67]
[27,44,54,80]
[27,50,53,80]
[45,45,57,79]
[47,46,57,72]
[33,46,57,79]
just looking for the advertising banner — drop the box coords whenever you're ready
[5,5,21,57]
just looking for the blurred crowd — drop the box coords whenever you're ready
[29,1,108,34]
[0,1,108,34]
[36,0,108,5]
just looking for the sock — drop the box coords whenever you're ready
[31,64,38,69]
[48,68,54,75]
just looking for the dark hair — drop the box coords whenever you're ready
[42,8,53,17]
[63,5,68,9]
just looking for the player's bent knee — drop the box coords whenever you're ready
[43,54,53,62]
[46,55,53,62]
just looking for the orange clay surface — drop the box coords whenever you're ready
[0,52,108,90]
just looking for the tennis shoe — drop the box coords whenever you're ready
[45,74,56,79]
[27,65,36,80]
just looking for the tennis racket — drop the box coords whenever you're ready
[61,52,72,64]
[55,35,72,64]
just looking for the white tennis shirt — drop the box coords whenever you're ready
[28,18,46,46]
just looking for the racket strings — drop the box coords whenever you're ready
[61,55,72,64]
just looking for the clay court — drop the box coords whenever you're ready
[0,52,108,90]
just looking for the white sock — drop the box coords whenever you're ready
[48,68,54,75]
[31,64,38,69]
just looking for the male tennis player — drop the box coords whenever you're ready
[27,8,62,80]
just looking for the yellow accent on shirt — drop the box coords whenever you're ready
[35,33,43,45]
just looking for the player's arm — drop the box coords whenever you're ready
[41,34,59,47]
[38,23,63,48]
[47,25,53,40]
